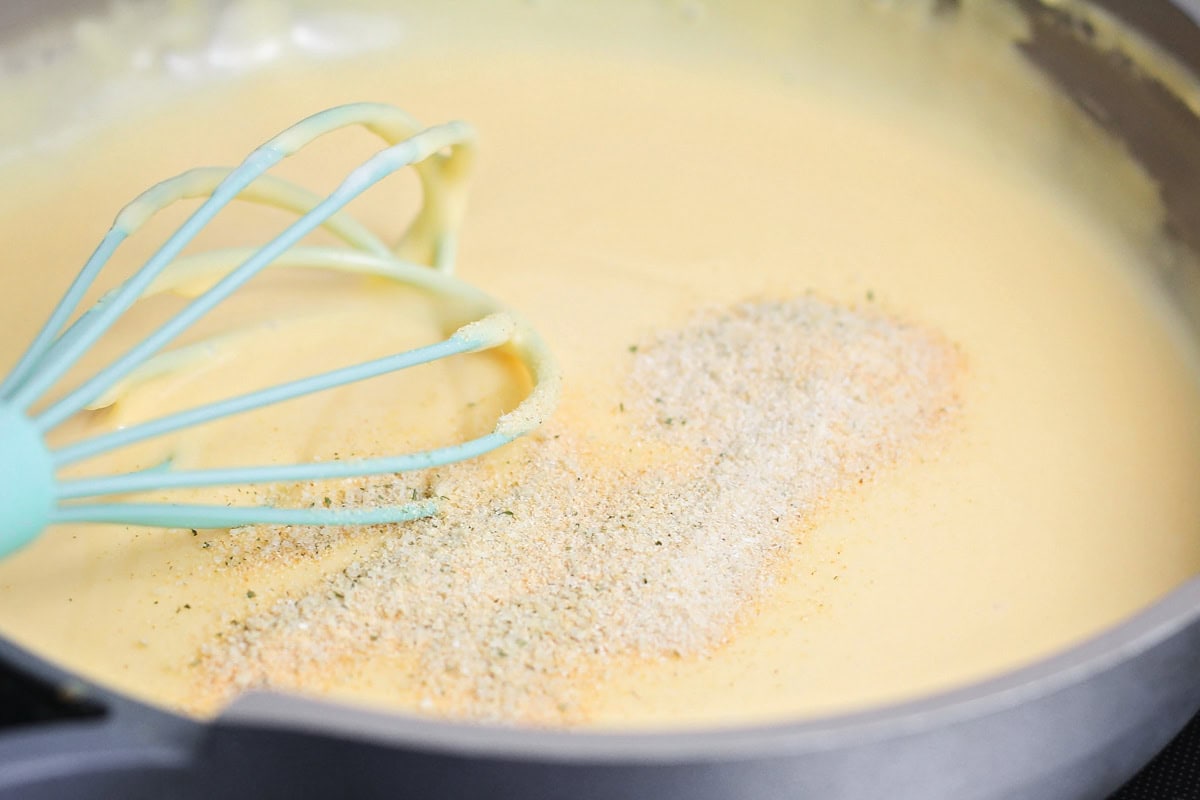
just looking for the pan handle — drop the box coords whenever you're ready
[0,637,201,799]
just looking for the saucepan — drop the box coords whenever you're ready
[0,1,1199,798]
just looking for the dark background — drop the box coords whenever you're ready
[1113,712,1200,799]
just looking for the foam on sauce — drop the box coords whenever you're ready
[0,0,1199,728]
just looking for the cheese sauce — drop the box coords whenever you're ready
[0,0,1198,727]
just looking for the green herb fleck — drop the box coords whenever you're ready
[323,496,332,508]
[246,590,256,599]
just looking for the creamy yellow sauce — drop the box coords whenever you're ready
[0,0,1199,728]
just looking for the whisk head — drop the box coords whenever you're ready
[0,102,560,557]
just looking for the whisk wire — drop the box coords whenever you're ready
[34,124,469,431]
[138,168,395,259]
[10,147,283,417]
[53,315,510,467]
[49,499,441,529]
[0,103,558,556]
[0,230,126,401]
[3,104,459,410]
[56,432,513,500]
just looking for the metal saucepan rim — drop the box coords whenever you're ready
[216,575,1200,762]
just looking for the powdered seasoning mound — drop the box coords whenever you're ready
[194,296,962,723]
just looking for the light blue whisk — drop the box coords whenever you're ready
[0,102,560,558]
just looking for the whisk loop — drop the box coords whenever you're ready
[0,103,560,557]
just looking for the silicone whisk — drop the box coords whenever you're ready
[0,103,559,558]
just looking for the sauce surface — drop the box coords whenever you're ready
[0,0,1198,728]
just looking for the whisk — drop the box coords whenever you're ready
[0,102,560,558]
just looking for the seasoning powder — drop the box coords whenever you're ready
[197,296,962,723]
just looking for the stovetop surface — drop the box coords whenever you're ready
[1113,711,1200,798]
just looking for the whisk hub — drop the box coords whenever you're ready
[0,406,54,556]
